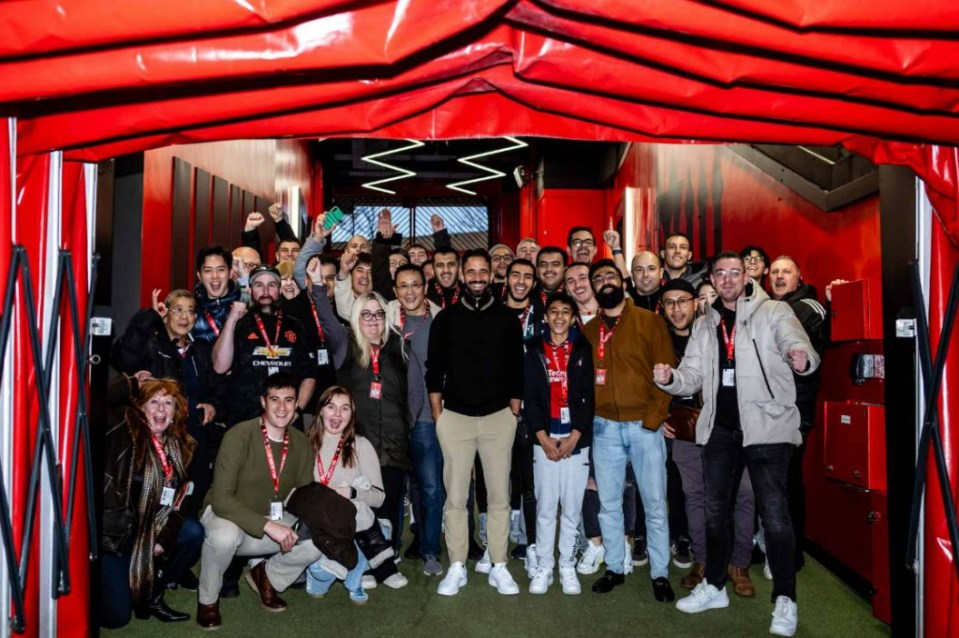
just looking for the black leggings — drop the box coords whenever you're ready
[511,426,536,544]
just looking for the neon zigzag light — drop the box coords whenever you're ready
[361,139,426,194]
[447,137,529,195]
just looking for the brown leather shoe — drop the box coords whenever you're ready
[680,562,705,589]
[196,601,221,631]
[728,564,755,598]
[245,562,288,612]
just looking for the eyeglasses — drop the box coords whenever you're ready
[168,307,197,317]
[360,310,387,322]
[743,255,765,264]
[713,269,743,280]
[491,254,514,262]
[661,297,694,310]
[591,272,621,286]
[570,239,595,249]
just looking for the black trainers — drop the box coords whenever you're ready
[175,570,199,592]
[631,536,649,567]
[404,536,422,560]
[672,537,693,569]
[652,576,675,602]
[591,570,625,594]
[510,544,528,560]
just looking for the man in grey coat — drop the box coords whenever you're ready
[653,250,819,638]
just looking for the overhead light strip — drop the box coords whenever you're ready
[447,137,529,195]
[361,139,425,194]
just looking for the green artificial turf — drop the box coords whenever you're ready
[102,550,890,638]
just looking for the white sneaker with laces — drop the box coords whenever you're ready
[528,567,553,594]
[559,566,581,595]
[437,562,467,596]
[384,572,408,589]
[489,563,520,595]
[676,581,730,613]
[577,542,604,575]
[769,596,798,636]
[525,544,540,579]
[764,559,773,580]
[361,574,377,590]
[475,547,492,574]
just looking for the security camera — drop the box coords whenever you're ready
[513,165,528,188]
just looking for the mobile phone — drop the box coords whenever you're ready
[323,206,345,230]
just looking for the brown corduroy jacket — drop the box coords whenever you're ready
[582,300,675,429]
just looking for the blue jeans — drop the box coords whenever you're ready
[592,417,670,579]
[410,420,444,557]
[307,544,369,595]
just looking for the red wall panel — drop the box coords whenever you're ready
[535,188,606,251]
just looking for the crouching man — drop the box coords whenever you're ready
[197,374,319,629]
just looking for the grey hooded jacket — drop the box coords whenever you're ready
[657,284,820,447]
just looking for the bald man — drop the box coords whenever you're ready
[627,251,665,312]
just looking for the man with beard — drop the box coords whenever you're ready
[661,233,707,288]
[489,244,515,298]
[581,259,676,603]
[380,263,444,575]
[212,265,316,428]
[567,227,598,265]
[192,245,242,344]
[627,251,666,312]
[768,256,826,572]
[196,374,320,630]
[535,247,567,305]
[427,247,463,309]
[655,251,818,637]
[564,263,599,325]
[427,249,525,597]
[501,258,543,568]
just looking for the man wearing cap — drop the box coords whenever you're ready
[212,264,317,428]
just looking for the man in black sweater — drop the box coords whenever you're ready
[426,248,525,597]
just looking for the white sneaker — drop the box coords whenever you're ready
[528,567,553,594]
[676,581,730,613]
[479,512,488,546]
[559,566,581,595]
[361,574,377,590]
[577,542,604,575]
[525,544,540,579]
[475,547,492,574]
[622,539,634,575]
[488,563,520,595]
[764,559,773,580]
[770,596,798,636]
[384,572,408,589]
[437,562,467,596]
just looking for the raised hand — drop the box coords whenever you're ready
[339,250,358,276]
[245,211,266,232]
[152,288,168,317]
[306,256,323,286]
[377,208,398,239]
[227,301,247,323]
[268,203,284,222]
[603,218,621,251]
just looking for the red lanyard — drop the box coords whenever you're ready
[399,306,431,339]
[315,437,345,486]
[150,434,173,483]
[434,282,460,308]
[308,299,326,345]
[545,341,571,404]
[370,345,382,378]
[518,304,532,330]
[721,319,736,361]
[253,311,283,350]
[260,422,289,496]
[203,310,220,337]
[597,312,623,367]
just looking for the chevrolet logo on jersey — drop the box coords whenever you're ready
[253,346,293,360]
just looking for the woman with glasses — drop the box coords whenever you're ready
[111,289,223,518]
[307,278,420,590]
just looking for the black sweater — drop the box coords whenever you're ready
[426,293,524,416]
[523,333,594,449]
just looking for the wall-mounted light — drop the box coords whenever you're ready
[447,137,529,195]
[361,139,425,194]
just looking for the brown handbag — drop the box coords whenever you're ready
[666,406,700,443]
